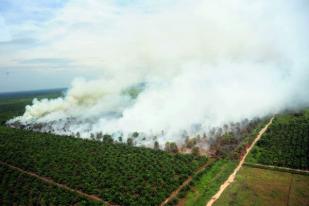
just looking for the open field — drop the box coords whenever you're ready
[177,159,237,206]
[213,111,309,206]
[213,165,309,206]
[174,118,273,206]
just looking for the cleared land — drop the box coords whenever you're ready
[206,117,274,206]
[215,111,309,206]
[213,165,309,206]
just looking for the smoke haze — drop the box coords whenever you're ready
[8,0,309,146]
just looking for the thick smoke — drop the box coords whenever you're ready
[8,0,309,146]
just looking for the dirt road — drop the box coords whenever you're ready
[244,162,309,175]
[0,160,111,205]
[206,117,274,206]
[160,159,215,206]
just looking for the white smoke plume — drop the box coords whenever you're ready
[8,0,309,146]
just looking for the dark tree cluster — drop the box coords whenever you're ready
[250,112,309,170]
[0,126,207,206]
[205,118,264,159]
[0,165,101,206]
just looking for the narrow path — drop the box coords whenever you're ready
[286,175,293,206]
[0,160,111,206]
[206,116,274,206]
[160,159,215,206]
[244,163,309,175]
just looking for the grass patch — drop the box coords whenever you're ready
[181,159,237,206]
[214,166,309,206]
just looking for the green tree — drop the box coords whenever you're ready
[103,134,114,144]
[154,141,160,150]
[192,146,200,156]
[170,142,178,153]
[127,137,134,146]
[96,132,103,141]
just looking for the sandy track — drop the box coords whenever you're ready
[160,160,214,206]
[244,163,309,174]
[206,117,274,206]
[0,160,112,205]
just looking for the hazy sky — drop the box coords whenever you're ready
[6,0,309,144]
[0,0,146,92]
[0,0,308,93]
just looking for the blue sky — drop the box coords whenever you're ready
[0,0,308,93]
[0,0,70,92]
[0,0,147,92]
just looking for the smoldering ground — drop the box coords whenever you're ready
[8,0,309,147]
